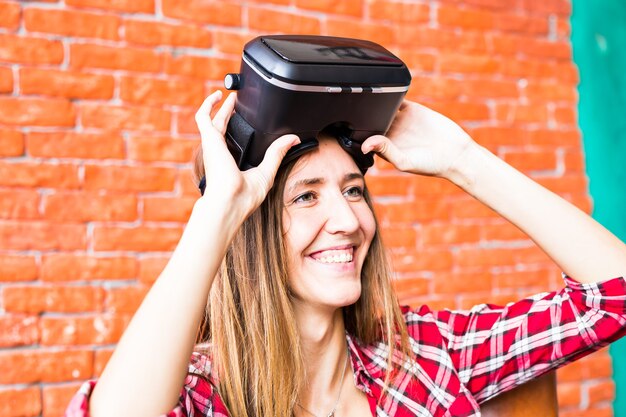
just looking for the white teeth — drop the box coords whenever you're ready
[315,250,353,264]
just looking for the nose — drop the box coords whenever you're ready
[323,192,360,235]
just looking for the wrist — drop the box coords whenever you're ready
[444,142,490,191]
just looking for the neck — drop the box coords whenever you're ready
[294,303,350,415]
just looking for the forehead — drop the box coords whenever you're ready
[286,138,360,182]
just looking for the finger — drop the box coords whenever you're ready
[254,134,301,189]
[361,135,404,167]
[195,91,223,134]
[212,92,237,134]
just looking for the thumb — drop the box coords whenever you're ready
[255,134,301,187]
[362,135,402,164]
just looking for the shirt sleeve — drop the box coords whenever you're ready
[63,352,229,417]
[414,274,626,403]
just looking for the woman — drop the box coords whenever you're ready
[66,91,626,417]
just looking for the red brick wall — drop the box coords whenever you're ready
[0,1,614,416]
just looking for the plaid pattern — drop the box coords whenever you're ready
[65,275,626,417]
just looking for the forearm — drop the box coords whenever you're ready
[90,198,237,417]
[448,143,626,283]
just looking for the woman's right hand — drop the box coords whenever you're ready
[195,91,300,221]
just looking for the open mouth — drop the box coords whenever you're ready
[309,247,355,264]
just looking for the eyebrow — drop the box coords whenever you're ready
[286,172,364,195]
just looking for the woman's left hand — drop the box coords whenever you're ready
[361,99,476,179]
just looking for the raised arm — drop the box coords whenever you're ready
[362,100,626,284]
[88,92,299,417]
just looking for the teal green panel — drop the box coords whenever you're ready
[571,1,626,415]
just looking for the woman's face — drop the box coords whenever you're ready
[282,138,376,310]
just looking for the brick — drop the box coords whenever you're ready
[84,165,177,192]
[93,225,183,251]
[503,149,558,173]
[0,221,86,251]
[560,407,612,417]
[554,106,578,125]
[495,13,549,35]
[42,254,137,282]
[175,108,201,134]
[525,81,577,102]
[368,1,429,23]
[390,248,453,272]
[138,256,169,284]
[94,348,114,376]
[469,126,527,148]
[480,222,528,241]
[162,0,241,26]
[40,315,130,346]
[128,135,198,163]
[520,0,571,16]
[0,387,41,417]
[164,54,239,80]
[80,104,170,132]
[179,167,203,196]
[20,68,115,99]
[66,0,154,13]
[449,196,500,219]
[120,76,204,107]
[70,43,162,73]
[2,285,104,313]
[142,196,196,222]
[392,277,429,299]
[493,268,553,289]
[105,284,150,313]
[249,7,321,34]
[0,1,21,30]
[521,39,572,60]
[0,162,80,188]
[43,192,138,222]
[0,128,23,156]
[296,0,363,17]
[365,174,416,196]
[0,65,12,92]
[459,292,523,310]
[455,246,552,268]
[394,27,459,49]
[557,382,581,408]
[24,8,120,39]
[0,34,63,64]
[214,30,252,55]
[563,150,585,172]
[433,271,492,294]
[0,315,39,347]
[495,102,549,124]
[440,53,500,74]
[125,19,212,47]
[438,6,495,30]
[527,129,581,147]
[43,384,84,417]
[0,255,38,282]
[327,18,391,46]
[0,189,39,220]
[459,79,519,99]
[588,380,615,405]
[379,225,418,248]
[410,76,461,100]
[0,349,92,383]
[422,223,482,245]
[27,131,124,159]
[0,97,75,127]
[374,199,450,224]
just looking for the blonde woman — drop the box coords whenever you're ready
[65,91,626,417]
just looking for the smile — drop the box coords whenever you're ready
[309,248,354,264]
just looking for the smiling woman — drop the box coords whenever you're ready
[64,91,626,417]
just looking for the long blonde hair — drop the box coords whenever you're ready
[192,142,411,416]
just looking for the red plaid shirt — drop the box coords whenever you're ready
[65,275,626,417]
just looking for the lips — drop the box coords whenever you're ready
[309,246,355,264]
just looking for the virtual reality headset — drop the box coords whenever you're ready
[199,35,411,195]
